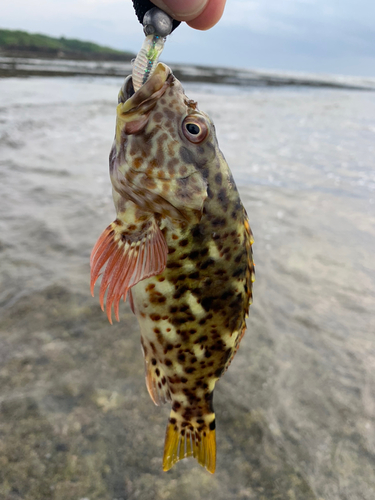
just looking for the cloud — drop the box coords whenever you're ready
[222,0,375,41]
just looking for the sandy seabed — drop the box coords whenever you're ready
[0,75,374,499]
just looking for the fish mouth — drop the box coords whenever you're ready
[116,63,173,134]
[119,63,172,112]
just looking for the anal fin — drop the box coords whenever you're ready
[90,217,167,323]
[143,356,171,406]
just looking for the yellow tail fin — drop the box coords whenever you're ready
[163,414,216,473]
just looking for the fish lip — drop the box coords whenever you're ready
[119,63,172,111]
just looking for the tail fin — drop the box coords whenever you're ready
[163,413,216,473]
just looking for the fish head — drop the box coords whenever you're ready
[115,63,216,173]
[111,64,217,217]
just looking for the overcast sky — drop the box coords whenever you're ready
[2,0,375,76]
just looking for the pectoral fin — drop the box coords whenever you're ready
[90,218,167,323]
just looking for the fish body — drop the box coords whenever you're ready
[91,64,254,473]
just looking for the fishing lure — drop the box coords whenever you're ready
[132,34,165,91]
[132,6,173,91]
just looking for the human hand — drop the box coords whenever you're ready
[150,0,226,30]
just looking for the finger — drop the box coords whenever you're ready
[150,0,209,22]
[186,0,226,30]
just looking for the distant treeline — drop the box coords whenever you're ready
[0,28,135,60]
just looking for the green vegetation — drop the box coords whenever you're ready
[0,28,134,59]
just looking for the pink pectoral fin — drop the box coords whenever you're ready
[90,219,167,323]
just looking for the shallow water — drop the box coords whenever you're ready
[0,75,374,500]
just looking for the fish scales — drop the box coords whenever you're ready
[91,63,254,473]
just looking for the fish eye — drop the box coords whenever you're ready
[182,116,208,144]
[186,123,200,135]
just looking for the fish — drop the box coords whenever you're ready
[90,63,254,473]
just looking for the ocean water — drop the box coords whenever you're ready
[0,74,374,500]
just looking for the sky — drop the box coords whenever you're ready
[2,0,375,77]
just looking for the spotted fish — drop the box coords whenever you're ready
[90,63,254,473]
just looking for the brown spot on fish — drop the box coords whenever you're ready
[173,285,188,299]
[166,262,181,269]
[200,258,215,270]
[195,335,208,344]
[217,188,229,211]
[188,272,199,280]
[150,314,161,322]
[164,109,175,120]
[153,112,163,122]
[188,250,199,260]
[211,217,226,227]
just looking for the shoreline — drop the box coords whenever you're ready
[1,53,375,90]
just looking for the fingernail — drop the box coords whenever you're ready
[156,0,209,20]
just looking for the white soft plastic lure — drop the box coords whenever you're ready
[132,34,165,91]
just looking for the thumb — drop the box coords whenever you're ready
[151,0,209,22]
[151,0,226,30]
